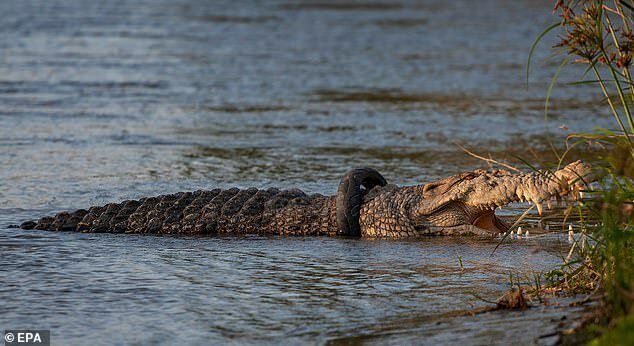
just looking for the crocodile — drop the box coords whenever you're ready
[17,161,593,238]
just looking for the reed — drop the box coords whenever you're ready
[527,1,634,342]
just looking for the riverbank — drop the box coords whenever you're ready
[528,1,634,343]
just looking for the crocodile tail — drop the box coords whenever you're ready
[20,208,88,231]
[19,187,324,235]
[21,190,219,234]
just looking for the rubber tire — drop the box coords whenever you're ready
[336,168,387,236]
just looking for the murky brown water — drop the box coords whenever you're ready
[0,0,606,344]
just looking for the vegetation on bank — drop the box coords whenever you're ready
[526,0,634,343]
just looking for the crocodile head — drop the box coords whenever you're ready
[411,160,594,235]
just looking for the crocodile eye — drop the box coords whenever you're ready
[462,172,477,180]
[423,171,478,195]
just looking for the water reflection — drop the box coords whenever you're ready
[0,229,582,344]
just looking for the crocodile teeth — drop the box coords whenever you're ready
[528,193,543,215]
[536,202,543,215]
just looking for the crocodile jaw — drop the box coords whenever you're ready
[463,160,591,215]
[414,161,593,235]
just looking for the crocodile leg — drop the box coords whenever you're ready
[336,168,388,236]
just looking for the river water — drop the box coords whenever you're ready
[0,0,605,345]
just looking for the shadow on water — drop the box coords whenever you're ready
[182,104,292,115]
[191,15,282,24]
[372,18,429,28]
[278,2,405,11]
[309,87,605,115]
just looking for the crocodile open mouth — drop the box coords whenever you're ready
[417,161,593,236]
[463,160,591,234]
[469,185,586,234]
[473,210,510,233]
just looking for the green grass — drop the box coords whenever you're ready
[527,1,634,342]
[589,311,634,346]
